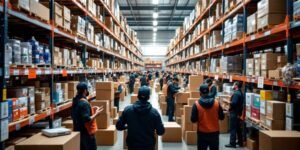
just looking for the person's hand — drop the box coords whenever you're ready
[94,106,104,116]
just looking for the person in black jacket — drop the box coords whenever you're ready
[225,81,244,148]
[128,73,135,94]
[140,74,148,86]
[167,77,181,121]
[113,77,123,112]
[206,78,217,98]
[116,86,165,150]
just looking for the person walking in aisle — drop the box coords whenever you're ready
[191,84,224,150]
[206,78,217,98]
[155,71,159,79]
[71,82,103,150]
[140,74,148,86]
[116,86,165,150]
[113,76,123,112]
[128,73,135,94]
[225,81,244,148]
[167,77,181,121]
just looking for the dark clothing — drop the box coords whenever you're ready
[197,133,219,150]
[208,85,217,99]
[159,78,164,90]
[129,74,136,93]
[148,74,152,81]
[191,96,224,150]
[155,72,159,78]
[167,83,180,121]
[114,84,123,112]
[116,100,165,149]
[71,96,96,150]
[229,89,244,146]
[140,77,148,86]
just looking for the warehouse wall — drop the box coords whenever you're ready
[142,44,167,70]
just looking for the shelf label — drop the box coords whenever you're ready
[13,69,19,75]
[230,75,233,82]
[75,37,78,43]
[28,68,36,79]
[15,123,21,131]
[250,35,256,40]
[273,81,278,86]
[264,31,271,36]
[29,116,35,125]
[62,69,67,77]
[215,75,219,80]
[258,77,264,88]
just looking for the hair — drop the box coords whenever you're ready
[173,77,179,82]
[77,89,85,96]
[234,81,242,89]
[206,78,212,84]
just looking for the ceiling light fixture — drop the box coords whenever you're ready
[153,12,158,19]
[153,37,156,41]
[153,27,157,32]
[153,33,157,36]
[153,20,158,26]
[152,0,159,5]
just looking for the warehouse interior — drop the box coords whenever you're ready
[1,0,300,150]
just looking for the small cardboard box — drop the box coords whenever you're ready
[162,122,182,142]
[96,90,114,101]
[96,82,114,90]
[111,107,117,118]
[190,91,200,98]
[265,118,284,130]
[15,132,80,150]
[247,138,258,150]
[259,131,300,150]
[95,125,117,146]
[131,94,138,104]
[184,131,197,145]
[96,113,110,129]
[175,92,190,104]
[189,75,204,91]
[188,98,198,106]
[266,101,285,120]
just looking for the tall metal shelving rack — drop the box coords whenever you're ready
[0,0,144,148]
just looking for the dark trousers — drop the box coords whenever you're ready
[197,133,219,150]
[114,98,120,112]
[129,84,134,93]
[167,98,175,121]
[80,132,97,150]
[229,113,243,146]
[128,145,154,150]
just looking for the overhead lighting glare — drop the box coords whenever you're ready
[153,33,157,36]
[153,27,157,32]
[152,0,159,5]
[153,12,158,19]
[153,20,158,26]
[153,37,156,41]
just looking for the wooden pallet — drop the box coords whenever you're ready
[75,32,86,40]
[53,65,67,69]
[36,64,51,68]
[36,108,48,114]
[257,25,274,32]
[247,117,260,125]
[259,123,270,130]
[11,64,35,68]
[12,5,30,14]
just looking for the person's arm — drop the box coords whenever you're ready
[115,85,122,94]
[79,102,92,123]
[218,104,225,120]
[116,108,128,131]
[208,86,217,98]
[230,93,239,110]
[190,104,198,123]
[154,110,165,135]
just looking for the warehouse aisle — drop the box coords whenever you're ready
[98,81,246,150]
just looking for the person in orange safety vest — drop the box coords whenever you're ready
[191,84,224,150]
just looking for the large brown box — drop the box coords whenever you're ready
[30,1,49,22]
[247,13,257,34]
[96,82,114,90]
[111,107,117,118]
[95,125,117,146]
[219,113,229,133]
[184,131,197,145]
[266,101,285,120]
[96,113,110,129]
[15,132,80,150]
[265,118,284,130]
[188,98,198,106]
[63,6,71,21]
[162,122,182,142]
[190,91,200,98]
[247,138,258,150]
[62,120,73,130]
[11,0,30,11]
[189,75,204,91]
[96,90,114,101]
[259,131,300,150]
[261,53,281,70]
[257,14,285,30]
[68,82,79,92]
[268,69,282,79]
[257,0,286,18]
[175,92,190,104]
[91,100,110,114]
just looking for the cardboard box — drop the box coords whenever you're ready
[257,14,285,30]
[63,6,71,21]
[259,131,300,150]
[260,114,267,126]
[260,90,272,100]
[134,87,139,94]
[96,90,114,101]
[266,101,285,120]
[131,94,138,104]
[189,75,204,91]
[175,92,190,104]
[251,107,260,120]
[15,132,80,150]
[247,13,257,34]
[268,69,282,79]
[112,116,118,125]
[68,82,79,92]
[91,100,110,114]
[68,91,75,100]
[184,131,197,145]
[286,117,293,131]
[162,122,182,142]
[11,0,30,11]
[96,113,110,129]
[247,138,258,150]
[111,107,117,118]
[96,82,114,90]
[260,100,267,115]
[188,98,198,106]
[161,102,167,116]
[30,1,49,22]
[246,93,254,107]
[176,117,182,125]
[62,120,73,130]
[219,114,229,133]
[190,91,200,98]
[265,118,284,130]
[95,125,117,146]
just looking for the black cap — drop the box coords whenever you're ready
[138,86,151,100]
[77,82,88,91]
[199,84,209,94]
[173,77,179,82]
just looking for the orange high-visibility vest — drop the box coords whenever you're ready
[195,100,220,133]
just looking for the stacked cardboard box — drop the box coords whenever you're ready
[68,81,79,100]
[162,122,182,142]
[259,90,272,126]
[247,13,257,34]
[221,55,243,74]
[54,2,63,27]
[63,6,71,30]
[261,53,280,78]
[259,131,300,150]
[30,1,49,22]
[91,100,110,129]
[95,125,117,146]
[182,105,197,145]
[11,0,30,11]
[71,16,86,36]
[96,81,114,101]
[268,55,287,79]
[189,75,204,92]
[254,54,261,76]
[257,0,286,30]
[7,88,30,122]
[266,101,285,130]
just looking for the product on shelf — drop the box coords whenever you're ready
[30,0,49,22]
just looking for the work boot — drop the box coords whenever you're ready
[225,144,236,148]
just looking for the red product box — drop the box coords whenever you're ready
[12,109,20,122]
[251,106,260,120]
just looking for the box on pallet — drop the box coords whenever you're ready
[259,131,300,150]
[162,122,182,142]
[95,125,117,146]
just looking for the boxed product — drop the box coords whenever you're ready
[71,16,86,36]
[257,0,286,18]
[259,131,300,150]
[175,92,190,104]
[251,107,260,120]
[96,90,114,101]
[162,122,182,142]
[247,13,257,34]
[30,1,49,22]
[189,75,204,91]
[188,98,198,106]
[260,100,267,115]
[96,82,114,90]
[257,14,285,30]
[260,90,272,100]
[95,125,117,146]
[261,53,281,70]
[268,69,282,79]
[265,118,284,130]
[15,132,80,150]
[190,91,200,98]
[247,138,258,150]
[246,93,254,107]
[91,100,110,114]
[266,101,285,120]
[184,131,197,145]
[11,0,30,11]
[253,94,261,108]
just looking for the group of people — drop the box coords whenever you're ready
[71,71,245,150]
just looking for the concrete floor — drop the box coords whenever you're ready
[98,80,246,150]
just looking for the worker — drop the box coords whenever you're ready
[155,71,159,79]
[167,77,181,121]
[140,74,148,86]
[191,84,225,150]
[225,81,244,148]
[183,75,189,89]
[206,78,217,98]
[148,71,153,81]
[116,86,165,150]
[159,74,165,91]
[128,73,135,94]
[113,76,123,112]
[71,82,103,150]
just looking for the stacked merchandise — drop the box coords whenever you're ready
[247,13,257,35]
[295,0,300,19]
[7,88,30,122]
[68,81,79,100]
[220,55,243,74]
[224,14,244,43]
[260,53,280,78]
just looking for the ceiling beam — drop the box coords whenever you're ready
[128,22,182,26]
[126,17,184,21]
[120,6,194,11]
